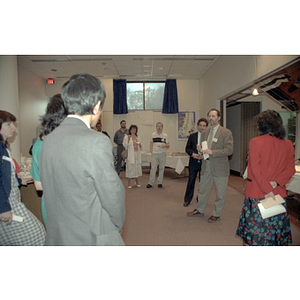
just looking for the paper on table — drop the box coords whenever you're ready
[201,141,209,160]
[260,194,285,209]
[258,203,286,219]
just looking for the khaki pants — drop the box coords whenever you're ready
[196,161,228,217]
[148,152,166,185]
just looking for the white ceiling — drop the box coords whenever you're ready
[17,55,219,81]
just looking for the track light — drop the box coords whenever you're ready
[252,88,259,96]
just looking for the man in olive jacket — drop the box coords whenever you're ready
[187,108,233,223]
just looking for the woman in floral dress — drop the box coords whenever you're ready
[236,110,295,246]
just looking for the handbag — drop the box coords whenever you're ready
[121,149,128,160]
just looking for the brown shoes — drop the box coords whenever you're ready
[187,209,204,217]
[187,210,221,222]
[208,215,220,223]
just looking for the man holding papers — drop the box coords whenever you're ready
[187,109,233,223]
[236,110,295,246]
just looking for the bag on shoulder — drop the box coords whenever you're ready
[121,149,128,160]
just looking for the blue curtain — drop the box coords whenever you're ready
[162,79,179,114]
[113,79,128,114]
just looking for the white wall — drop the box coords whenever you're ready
[0,56,21,164]
[18,65,49,156]
[17,55,300,160]
[42,77,200,153]
[199,55,300,159]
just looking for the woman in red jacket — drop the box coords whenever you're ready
[236,110,295,246]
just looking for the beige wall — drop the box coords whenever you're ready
[18,66,48,156]
[16,55,300,160]
[0,56,21,163]
[199,55,300,159]
[39,76,200,153]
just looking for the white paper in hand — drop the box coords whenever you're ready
[258,203,286,219]
[12,215,24,222]
[201,141,209,160]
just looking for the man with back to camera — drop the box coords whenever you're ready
[187,108,233,223]
[147,122,169,188]
[114,120,129,175]
[183,117,208,207]
[39,73,126,245]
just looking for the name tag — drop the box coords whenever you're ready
[213,138,218,143]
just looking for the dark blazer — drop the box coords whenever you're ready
[0,142,21,214]
[185,132,201,167]
[246,134,295,199]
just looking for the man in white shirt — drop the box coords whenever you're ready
[147,122,170,188]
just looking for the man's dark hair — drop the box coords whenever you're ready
[197,118,208,126]
[61,73,106,115]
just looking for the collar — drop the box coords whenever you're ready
[211,124,219,132]
[67,115,91,129]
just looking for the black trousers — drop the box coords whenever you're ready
[116,144,125,174]
[184,160,202,203]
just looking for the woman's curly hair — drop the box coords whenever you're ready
[39,94,68,139]
[129,124,138,136]
[0,110,17,148]
[255,109,286,139]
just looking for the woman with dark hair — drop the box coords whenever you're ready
[0,110,46,245]
[123,124,142,188]
[236,110,295,246]
[30,94,67,227]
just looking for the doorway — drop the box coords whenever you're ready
[226,102,260,176]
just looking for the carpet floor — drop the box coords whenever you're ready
[120,168,300,246]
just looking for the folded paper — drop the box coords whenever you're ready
[260,194,285,209]
[201,141,209,160]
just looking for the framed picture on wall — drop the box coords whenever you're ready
[177,111,196,139]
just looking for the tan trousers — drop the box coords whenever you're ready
[148,152,166,185]
[196,161,228,217]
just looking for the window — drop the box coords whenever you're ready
[127,81,165,110]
